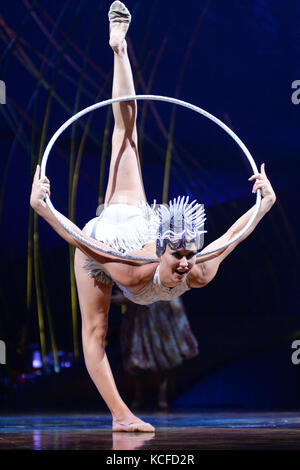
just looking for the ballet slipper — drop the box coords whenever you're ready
[108,1,131,25]
[113,418,155,433]
[108,1,131,50]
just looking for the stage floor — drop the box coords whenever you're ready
[1,411,300,450]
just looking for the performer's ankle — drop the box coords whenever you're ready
[112,405,132,421]
[110,39,127,55]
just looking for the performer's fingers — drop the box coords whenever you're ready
[252,180,263,189]
[253,179,266,187]
[41,183,50,191]
[252,182,266,193]
[249,173,264,181]
[253,182,266,189]
[40,177,50,184]
[34,165,40,183]
[261,163,266,176]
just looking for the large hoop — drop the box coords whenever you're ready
[40,94,261,262]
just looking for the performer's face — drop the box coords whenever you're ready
[160,245,196,285]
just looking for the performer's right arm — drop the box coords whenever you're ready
[30,165,83,249]
[30,166,156,273]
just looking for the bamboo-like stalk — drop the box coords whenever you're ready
[69,248,79,358]
[39,254,60,372]
[32,89,54,367]
[27,88,40,317]
[27,98,45,363]
[68,98,79,359]
[33,214,46,365]
[68,77,82,361]
[26,208,33,312]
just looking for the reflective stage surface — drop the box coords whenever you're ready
[1,411,300,450]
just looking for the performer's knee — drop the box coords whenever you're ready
[82,320,108,350]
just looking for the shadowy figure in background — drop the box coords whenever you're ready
[111,290,198,411]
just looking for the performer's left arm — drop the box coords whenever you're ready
[189,164,276,287]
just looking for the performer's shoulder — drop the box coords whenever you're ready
[187,265,208,288]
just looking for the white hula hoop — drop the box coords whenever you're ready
[40,94,261,262]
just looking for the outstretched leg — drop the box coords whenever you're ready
[104,1,146,206]
[74,247,154,432]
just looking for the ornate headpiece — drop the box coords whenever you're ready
[154,196,206,255]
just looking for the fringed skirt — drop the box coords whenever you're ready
[83,203,157,284]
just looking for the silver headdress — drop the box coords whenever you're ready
[154,196,206,255]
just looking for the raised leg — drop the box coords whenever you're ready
[74,247,154,432]
[104,2,146,206]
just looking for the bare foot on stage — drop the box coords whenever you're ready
[113,413,155,433]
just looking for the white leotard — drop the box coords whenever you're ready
[84,202,157,284]
[83,203,191,304]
